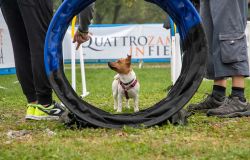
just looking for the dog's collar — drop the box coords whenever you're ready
[121,79,134,86]
[119,79,137,89]
[119,79,138,100]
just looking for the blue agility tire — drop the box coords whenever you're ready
[44,0,208,128]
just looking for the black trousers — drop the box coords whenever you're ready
[1,0,53,105]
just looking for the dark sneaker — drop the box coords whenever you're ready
[207,96,249,117]
[187,94,224,113]
[218,110,250,118]
[32,102,65,120]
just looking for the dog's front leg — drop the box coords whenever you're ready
[112,80,119,111]
[126,99,130,109]
[117,94,123,113]
[113,90,118,111]
[134,95,139,112]
[113,96,118,110]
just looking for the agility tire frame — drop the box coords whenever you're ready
[44,0,208,128]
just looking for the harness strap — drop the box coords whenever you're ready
[119,79,138,100]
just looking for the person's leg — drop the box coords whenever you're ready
[16,0,65,120]
[17,0,53,105]
[231,76,246,102]
[1,0,37,103]
[200,0,214,80]
[214,79,226,88]
[206,0,249,116]
[232,76,245,88]
[211,79,226,100]
[187,1,225,112]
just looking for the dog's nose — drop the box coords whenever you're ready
[108,62,112,68]
[108,62,115,69]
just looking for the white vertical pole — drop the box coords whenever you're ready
[79,45,89,98]
[71,42,76,91]
[174,33,182,83]
[71,17,77,91]
[171,36,176,84]
[171,33,182,84]
[138,59,144,69]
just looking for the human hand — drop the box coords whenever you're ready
[73,30,91,50]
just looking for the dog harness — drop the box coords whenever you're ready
[119,79,138,100]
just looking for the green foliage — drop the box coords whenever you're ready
[52,0,61,12]
[52,0,167,24]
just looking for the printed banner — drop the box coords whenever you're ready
[0,11,15,69]
[63,24,172,60]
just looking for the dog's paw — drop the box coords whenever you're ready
[134,108,139,112]
[117,108,122,113]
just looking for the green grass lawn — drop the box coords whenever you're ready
[0,63,250,160]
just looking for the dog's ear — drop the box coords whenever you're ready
[127,54,132,61]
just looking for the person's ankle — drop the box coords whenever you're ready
[212,85,226,101]
[231,87,246,102]
[29,101,37,104]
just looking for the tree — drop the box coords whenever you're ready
[52,0,167,24]
[52,0,61,11]
[94,0,136,24]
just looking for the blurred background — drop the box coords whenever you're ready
[53,0,250,23]
[52,0,167,24]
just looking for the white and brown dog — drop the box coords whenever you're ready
[108,55,140,113]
